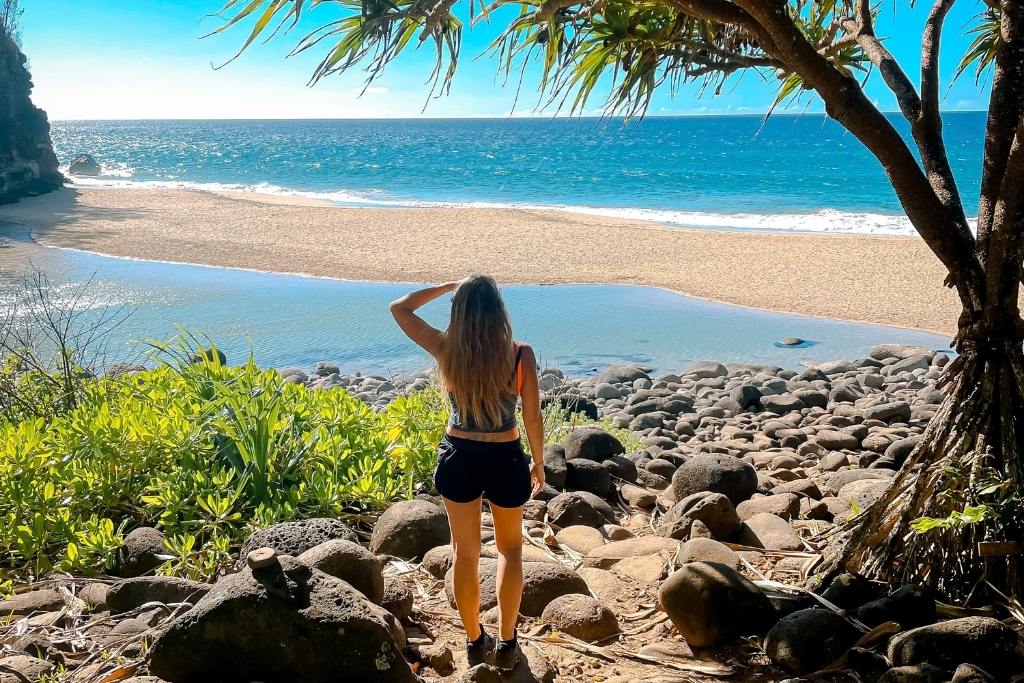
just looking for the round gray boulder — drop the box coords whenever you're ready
[541,593,619,643]
[297,539,384,603]
[671,454,757,505]
[370,500,450,560]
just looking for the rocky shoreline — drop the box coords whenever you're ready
[3,344,1023,683]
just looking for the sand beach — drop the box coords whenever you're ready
[0,186,959,337]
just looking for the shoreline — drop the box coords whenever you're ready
[0,186,961,337]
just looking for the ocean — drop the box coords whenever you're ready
[51,113,985,236]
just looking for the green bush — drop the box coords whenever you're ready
[0,355,447,581]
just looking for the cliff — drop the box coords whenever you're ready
[0,31,62,204]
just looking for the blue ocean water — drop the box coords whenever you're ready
[51,114,985,235]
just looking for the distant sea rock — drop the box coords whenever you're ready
[0,32,63,205]
[68,154,101,176]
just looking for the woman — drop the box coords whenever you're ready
[390,275,545,670]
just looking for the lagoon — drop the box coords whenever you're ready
[0,221,950,376]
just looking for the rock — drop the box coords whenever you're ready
[820,573,882,610]
[597,365,650,384]
[543,445,567,489]
[421,544,453,579]
[370,500,450,559]
[736,493,800,521]
[0,34,63,205]
[555,525,606,554]
[879,664,949,682]
[730,384,763,410]
[870,344,936,361]
[645,458,678,479]
[838,479,890,510]
[114,526,168,577]
[614,553,667,583]
[405,642,455,675]
[737,513,804,551]
[68,153,101,175]
[106,576,211,613]
[297,539,384,603]
[79,582,109,610]
[765,608,860,674]
[0,655,54,682]
[674,538,742,570]
[594,382,622,399]
[620,483,657,508]
[547,491,616,528]
[854,584,936,630]
[544,393,599,420]
[148,555,414,682]
[885,435,923,465]
[564,427,625,462]
[240,518,358,559]
[887,617,1024,680]
[0,588,65,616]
[658,562,776,648]
[187,346,227,366]
[761,393,807,414]
[952,664,997,683]
[565,458,613,497]
[445,559,588,616]
[584,537,679,568]
[814,430,861,450]
[863,401,912,423]
[683,361,728,379]
[659,492,740,540]
[671,454,757,505]
[541,594,619,642]
[779,337,805,346]
[380,578,413,620]
[826,468,894,494]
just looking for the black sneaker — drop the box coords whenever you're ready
[494,636,520,671]
[466,629,495,667]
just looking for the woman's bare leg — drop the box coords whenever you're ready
[489,503,524,641]
[443,497,483,640]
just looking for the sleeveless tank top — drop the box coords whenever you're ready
[447,342,524,433]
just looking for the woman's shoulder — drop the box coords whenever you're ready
[514,340,536,363]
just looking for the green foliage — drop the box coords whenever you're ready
[955,6,1001,84]
[0,354,448,580]
[911,504,989,533]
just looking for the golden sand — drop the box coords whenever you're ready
[0,187,959,337]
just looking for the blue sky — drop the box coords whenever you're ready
[21,0,993,119]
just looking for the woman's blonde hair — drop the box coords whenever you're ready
[438,275,515,430]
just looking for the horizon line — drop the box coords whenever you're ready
[50,109,988,122]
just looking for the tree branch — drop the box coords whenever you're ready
[841,0,921,122]
[977,0,1024,262]
[982,115,1024,327]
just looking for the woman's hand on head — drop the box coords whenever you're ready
[530,460,545,498]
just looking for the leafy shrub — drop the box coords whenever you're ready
[0,354,447,580]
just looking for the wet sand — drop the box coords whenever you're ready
[0,187,959,337]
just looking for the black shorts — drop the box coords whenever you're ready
[434,434,532,509]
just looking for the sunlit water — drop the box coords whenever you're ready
[0,223,950,376]
[52,115,984,236]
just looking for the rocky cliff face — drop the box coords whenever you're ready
[0,31,62,205]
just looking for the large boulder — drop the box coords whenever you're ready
[148,555,415,682]
[737,513,804,551]
[106,576,211,613]
[68,153,101,176]
[565,458,612,497]
[543,445,567,490]
[658,492,740,540]
[240,518,358,560]
[113,526,168,578]
[0,588,65,616]
[671,454,757,505]
[541,594,619,643]
[583,537,678,569]
[370,499,450,560]
[765,608,860,674]
[547,491,616,528]
[597,365,650,384]
[675,537,742,570]
[564,428,625,462]
[683,361,728,379]
[887,617,1024,680]
[297,539,384,603]
[658,561,776,648]
[445,559,588,616]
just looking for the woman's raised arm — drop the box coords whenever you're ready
[389,281,461,357]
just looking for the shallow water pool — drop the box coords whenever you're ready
[0,222,950,376]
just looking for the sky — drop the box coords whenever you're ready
[20,0,994,120]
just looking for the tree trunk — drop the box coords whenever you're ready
[825,319,1024,601]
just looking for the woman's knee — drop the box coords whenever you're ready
[495,538,522,561]
[452,542,481,564]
